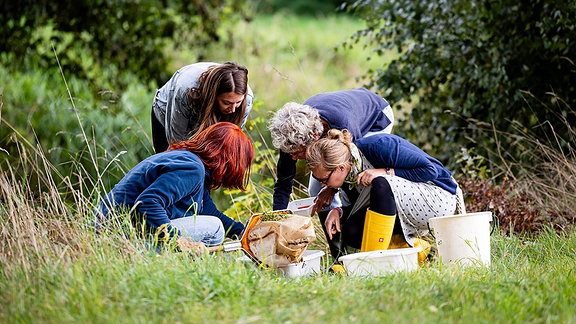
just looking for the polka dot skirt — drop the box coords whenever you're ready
[385,176,457,246]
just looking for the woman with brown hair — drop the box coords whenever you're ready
[151,62,254,153]
[98,122,255,255]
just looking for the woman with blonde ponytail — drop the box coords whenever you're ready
[306,129,460,262]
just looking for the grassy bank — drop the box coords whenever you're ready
[2,12,576,323]
[2,175,575,323]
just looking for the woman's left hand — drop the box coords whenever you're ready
[357,168,393,186]
[324,208,342,240]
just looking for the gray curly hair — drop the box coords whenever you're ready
[268,102,324,153]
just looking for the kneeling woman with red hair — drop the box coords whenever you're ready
[97,122,254,255]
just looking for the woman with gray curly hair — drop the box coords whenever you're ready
[268,88,394,257]
[268,102,324,155]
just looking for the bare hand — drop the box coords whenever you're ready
[311,187,337,215]
[324,208,342,240]
[176,236,208,256]
[357,168,393,186]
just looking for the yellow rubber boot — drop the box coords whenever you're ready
[331,264,345,274]
[388,234,432,265]
[413,238,432,264]
[360,209,396,252]
[388,234,410,249]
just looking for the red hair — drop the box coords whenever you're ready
[168,122,254,190]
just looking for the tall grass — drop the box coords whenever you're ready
[2,13,576,323]
[2,161,576,323]
[460,95,576,233]
[513,99,576,218]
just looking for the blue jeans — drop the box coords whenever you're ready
[170,215,225,246]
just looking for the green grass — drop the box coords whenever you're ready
[2,150,575,323]
[2,12,576,324]
[2,223,575,323]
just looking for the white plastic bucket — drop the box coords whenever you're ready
[428,212,493,267]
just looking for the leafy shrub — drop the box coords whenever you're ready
[345,0,576,172]
[0,0,251,89]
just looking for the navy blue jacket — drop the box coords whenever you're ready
[272,88,392,210]
[357,134,457,194]
[99,149,244,237]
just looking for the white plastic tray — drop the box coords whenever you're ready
[338,248,420,276]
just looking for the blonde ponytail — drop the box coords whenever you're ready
[306,128,354,171]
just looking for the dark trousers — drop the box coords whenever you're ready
[321,177,403,260]
[151,110,169,153]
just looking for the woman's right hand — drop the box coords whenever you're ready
[324,208,342,240]
[176,236,208,256]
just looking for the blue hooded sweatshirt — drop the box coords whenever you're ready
[98,149,244,237]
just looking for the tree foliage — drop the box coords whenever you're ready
[346,0,576,172]
[0,0,251,197]
[0,0,250,89]
[256,0,346,15]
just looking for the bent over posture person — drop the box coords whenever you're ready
[268,88,394,258]
[268,88,394,210]
[152,61,254,153]
[306,129,460,261]
[98,122,254,255]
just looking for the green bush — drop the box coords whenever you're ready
[0,0,251,89]
[346,0,576,172]
[0,62,151,198]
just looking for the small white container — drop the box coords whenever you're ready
[338,248,420,276]
[238,249,325,278]
[276,250,325,278]
[287,197,316,216]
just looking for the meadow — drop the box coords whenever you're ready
[1,12,576,323]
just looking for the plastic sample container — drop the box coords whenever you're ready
[276,249,325,278]
[287,197,316,216]
[338,248,420,276]
[238,249,325,278]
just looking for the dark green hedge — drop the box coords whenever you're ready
[347,0,576,174]
[0,0,250,89]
